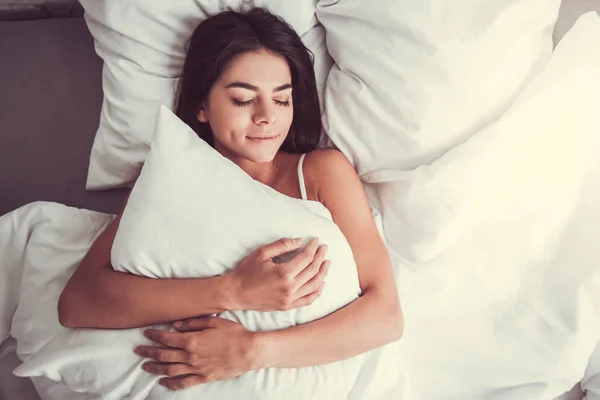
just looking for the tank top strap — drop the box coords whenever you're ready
[297,153,308,201]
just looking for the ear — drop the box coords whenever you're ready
[196,105,208,123]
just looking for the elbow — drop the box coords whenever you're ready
[57,289,81,328]
[367,286,404,344]
[376,288,403,344]
[386,302,404,343]
[391,306,404,342]
[364,287,404,346]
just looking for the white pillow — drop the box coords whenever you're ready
[14,106,368,400]
[317,0,561,176]
[363,12,600,399]
[80,0,331,190]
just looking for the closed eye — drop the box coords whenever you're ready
[274,100,290,107]
[233,99,254,107]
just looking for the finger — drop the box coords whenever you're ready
[159,374,209,391]
[142,362,194,377]
[293,245,327,285]
[285,238,320,275]
[172,316,224,332]
[134,345,190,364]
[295,260,330,299]
[288,282,326,309]
[257,237,304,260]
[144,329,189,350]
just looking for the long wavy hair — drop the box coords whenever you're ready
[174,7,321,153]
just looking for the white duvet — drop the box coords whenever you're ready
[0,201,411,400]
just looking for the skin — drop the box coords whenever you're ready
[134,49,403,390]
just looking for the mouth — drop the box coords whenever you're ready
[246,134,280,142]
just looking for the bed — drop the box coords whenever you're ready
[1,1,599,399]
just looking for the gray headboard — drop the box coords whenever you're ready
[0,0,82,21]
[0,16,128,216]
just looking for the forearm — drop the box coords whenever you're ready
[58,269,235,329]
[255,287,403,369]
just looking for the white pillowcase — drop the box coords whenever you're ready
[363,12,600,399]
[80,0,331,190]
[317,0,561,176]
[15,106,370,400]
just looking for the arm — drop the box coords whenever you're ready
[136,150,401,389]
[255,149,403,368]
[58,192,236,329]
[58,193,327,330]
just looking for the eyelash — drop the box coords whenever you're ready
[232,99,291,107]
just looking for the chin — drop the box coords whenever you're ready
[246,151,278,163]
[241,140,283,163]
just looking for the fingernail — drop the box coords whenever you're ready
[293,238,303,244]
[142,364,149,371]
[134,347,141,355]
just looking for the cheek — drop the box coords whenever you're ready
[209,105,249,138]
[280,107,294,129]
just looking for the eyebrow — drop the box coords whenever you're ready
[225,82,292,92]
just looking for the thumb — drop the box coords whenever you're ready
[172,316,221,332]
[258,238,304,260]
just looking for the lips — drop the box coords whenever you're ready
[246,134,279,140]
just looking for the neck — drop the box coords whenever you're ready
[238,156,280,186]
[214,143,281,186]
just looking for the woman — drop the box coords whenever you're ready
[58,8,402,392]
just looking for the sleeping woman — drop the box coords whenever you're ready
[57,7,402,391]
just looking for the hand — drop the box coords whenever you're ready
[135,317,260,391]
[227,237,330,312]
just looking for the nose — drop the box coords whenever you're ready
[252,100,277,126]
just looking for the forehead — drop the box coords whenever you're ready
[220,49,291,86]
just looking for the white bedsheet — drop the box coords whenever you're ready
[0,335,589,400]
[0,201,413,400]
[360,12,600,400]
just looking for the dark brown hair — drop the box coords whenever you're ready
[175,8,321,153]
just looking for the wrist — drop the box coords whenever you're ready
[251,331,276,370]
[218,272,242,311]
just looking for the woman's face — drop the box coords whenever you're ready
[197,49,294,163]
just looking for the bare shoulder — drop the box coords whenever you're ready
[303,149,355,178]
[302,149,360,203]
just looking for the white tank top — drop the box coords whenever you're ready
[297,153,309,201]
[295,153,384,235]
[296,154,332,220]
